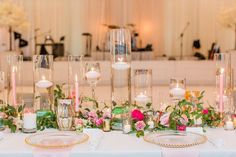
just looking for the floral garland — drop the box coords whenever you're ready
[0,85,221,137]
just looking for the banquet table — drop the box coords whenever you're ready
[0,128,235,157]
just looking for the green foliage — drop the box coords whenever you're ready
[0,104,24,133]
[54,84,66,107]
[36,111,58,131]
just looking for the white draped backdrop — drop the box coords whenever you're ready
[0,0,236,57]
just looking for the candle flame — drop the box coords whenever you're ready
[42,75,46,80]
[118,57,123,62]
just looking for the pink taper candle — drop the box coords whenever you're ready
[75,75,79,112]
[219,71,224,113]
[11,66,17,106]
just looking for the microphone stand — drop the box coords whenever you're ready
[179,22,190,60]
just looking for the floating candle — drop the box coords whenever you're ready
[135,93,150,103]
[85,71,101,79]
[112,62,130,70]
[36,76,53,88]
[170,87,186,97]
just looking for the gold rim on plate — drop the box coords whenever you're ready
[25,132,89,149]
[143,131,207,148]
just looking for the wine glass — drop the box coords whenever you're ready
[84,62,101,104]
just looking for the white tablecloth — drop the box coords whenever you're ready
[0,128,235,157]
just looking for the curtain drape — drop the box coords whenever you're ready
[0,0,235,57]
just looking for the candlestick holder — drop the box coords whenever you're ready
[145,111,154,130]
[102,106,112,132]
[169,78,186,103]
[68,55,83,113]
[134,69,152,111]
[33,55,54,112]
[23,105,37,133]
[84,62,101,108]
[7,55,23,107]
[57,99,73,131]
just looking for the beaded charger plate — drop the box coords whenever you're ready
[25,132,89,148]
[144,131,207,148]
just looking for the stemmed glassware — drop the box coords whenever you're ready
[84,62,101,103]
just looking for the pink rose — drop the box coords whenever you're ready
[88,111,98,119]
[95,118,104,127]
[202,109,209,115]
[74,118,83,125]
[160,113,170,126]
[177,125,186,131]
[131,109,144,121]
[135,121,146,131]
[180,114,188,125]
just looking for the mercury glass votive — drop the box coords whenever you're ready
[7,55,23,107]
[134,69,152,111]
[169,78,186,103]
[33,55,54,112]
[57,99,73,131]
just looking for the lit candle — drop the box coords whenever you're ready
[11,66,17,106]
[75,75,79,112]
[135,92,150,104]
[112,57,130,70]
[123,119,131,134]
[147,120,154,129]
[85,68,101,79]
[23,112,37,130]
[225,121,234,130]
[36,76,53,88]
[170,86,185,98]
[219,69,224,113]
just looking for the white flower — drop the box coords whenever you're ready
[0,2,29,30]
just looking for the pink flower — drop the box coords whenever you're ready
[88,111,98,119]
[103,111,111,119]
[131,109,144,121]
[177,125,186,131]
[160,113,170,126]
[135,121,146,131]
[202,109,209,115]
[180,114,188,125]
[74,118,84,126]
[95,118,104,127]
[0,112,6,118]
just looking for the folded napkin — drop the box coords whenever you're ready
[161,148,199,157]
[33,148,71,157]
[84,129,104,151]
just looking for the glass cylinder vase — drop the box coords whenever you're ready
[110,28,131,104]
[7,55,23,107]
[134,69,152,111]
[169,78,186,103]
[33,55,54,113]
[68,55,83,113]
[214,53,232,115]
[0,71,6,107]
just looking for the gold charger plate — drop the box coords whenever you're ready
[144,131,207,148]
[25,132,89,148]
